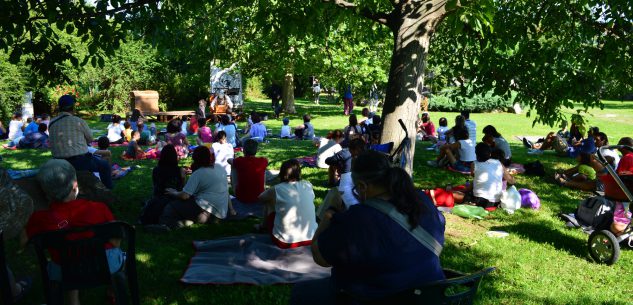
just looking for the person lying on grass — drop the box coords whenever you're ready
[257,159,317,249]
[290,150,445,305]
[22,159,124,305]
[160,146,234,229]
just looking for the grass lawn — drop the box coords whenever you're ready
[4,99,633,305]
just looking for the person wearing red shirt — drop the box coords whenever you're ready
[229,138,268,203]
[592,137,633,201]
[417,112,436,141]
[22,159,123,305]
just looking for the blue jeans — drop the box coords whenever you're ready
[65,153,113,189]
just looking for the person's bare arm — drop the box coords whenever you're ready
[503,166,516,185]
[165,188,191,200]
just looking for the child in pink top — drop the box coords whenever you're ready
[196,118,213,145]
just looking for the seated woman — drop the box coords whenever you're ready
[416,112,436,141]
[23,159,124,305]
[258,159,318,248]
[443,115,466,144]
[246,113,267,142]
[453,143,515,209]
[106,115,124,144]
[139,145,186,225]
[555,152,599,191]
[341,114,363,147]
[160,146,231,229]
[316,130,344,169]
[290,150,445,305]
[482,125,512,166]
[165,119,189,159]
[427,128,475,172]
[212,131,234,176]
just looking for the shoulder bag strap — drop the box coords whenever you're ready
[48,114,71,129]
[363,198,443,257]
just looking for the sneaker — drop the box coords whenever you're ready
[426,160,439,167]
[522,137,533,149]
[527,149,543,155]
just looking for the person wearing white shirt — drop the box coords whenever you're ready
[595,132,620,169]
[316,130,344,169]
[212,131,235,175]
[106,115,124,144]
[258,159,318,248]
[280,117,292,138]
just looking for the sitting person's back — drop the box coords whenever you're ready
[259,159,317,248]
[280,117,292,138]
[292,151,445,304]
[248,113,267,141]
[165,119,189,158]
[23,159,123,305]
[216,115,237,147]
[93,136,112,164]
[316,130,344,169]
[152,145,185,197]
[212,131,234,175]
[230,139,268,203]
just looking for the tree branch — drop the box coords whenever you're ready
[322,0,391,26]
[28,0,158,23]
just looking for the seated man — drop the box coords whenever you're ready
[228,139,268,203]
[17,123,48,149]
[209,90,233,114]
[49,95,113,189]
[22,159,124,305]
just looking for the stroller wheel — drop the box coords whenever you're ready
[588,230,620,265]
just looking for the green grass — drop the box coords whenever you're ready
[4,99,633,305]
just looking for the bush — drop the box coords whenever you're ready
[244,75,265,100]
[429,89,517,112]
[0,52,28,122]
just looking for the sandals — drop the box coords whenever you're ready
[14,276,32,302]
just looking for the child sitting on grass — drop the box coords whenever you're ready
[123,130,146,160]
[196,118,213,146]
[280,117,292,139]
[94,136,113,164]
[123,121,133,142]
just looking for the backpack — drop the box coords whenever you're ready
[523,161,545,176]
[574,196,614,230]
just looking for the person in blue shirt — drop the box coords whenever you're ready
[291,150,446,305]
[23,117,40,135]
[17,123,49,149]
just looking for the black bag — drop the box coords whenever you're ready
[138,196,171,225]
[524,161,545,176]
[575,196,615,230]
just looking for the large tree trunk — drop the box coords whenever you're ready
[281,67,296,114]
[381,3,447,175]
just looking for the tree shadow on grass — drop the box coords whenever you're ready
[492,221,587,259]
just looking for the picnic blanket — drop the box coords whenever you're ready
[226,196,264,220]
[514,135,542,143]
[180,234,331,285]
[296,156,317,168]
[111,164,137,180]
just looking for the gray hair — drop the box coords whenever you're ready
[37,159,77,202]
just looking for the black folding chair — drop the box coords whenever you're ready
[346,267,495,305]
[30,221,139,305]
[0,231,15,305]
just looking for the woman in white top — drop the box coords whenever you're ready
[258,159,318,248]
[7,112,24,141]
[106,115,124,144]
[316,130,344,169]
[454,143,515,209]
[212,131,234,175]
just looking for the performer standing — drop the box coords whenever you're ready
[210,90,233,114]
